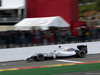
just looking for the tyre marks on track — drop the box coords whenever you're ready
[55,60,83,63]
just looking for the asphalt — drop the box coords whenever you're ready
[0,53,100,70]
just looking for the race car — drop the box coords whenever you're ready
[26,45,87,62]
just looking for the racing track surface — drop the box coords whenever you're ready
[0,53,100,70]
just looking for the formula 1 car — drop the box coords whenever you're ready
[26,45,87,62]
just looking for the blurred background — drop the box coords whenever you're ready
[0,0,100,49]
[79,0,100,26]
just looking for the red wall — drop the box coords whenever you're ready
[27,0,79,28]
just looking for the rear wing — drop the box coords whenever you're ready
[77,45,88,53]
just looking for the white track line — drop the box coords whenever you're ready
[55,60,83,63]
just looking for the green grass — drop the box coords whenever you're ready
[79,4,97,17]
[0,63,100,75]
[79,4,96,13]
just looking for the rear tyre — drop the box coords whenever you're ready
[76,50,86,58]
[79,50,86,58]
[36,53,44,61]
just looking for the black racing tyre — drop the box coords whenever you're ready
[75,50,86,58]
[79,50,86,58]
[36,53,44,61]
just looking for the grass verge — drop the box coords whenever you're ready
[0,63,100,75]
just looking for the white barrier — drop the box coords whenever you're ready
[0,41,100,62]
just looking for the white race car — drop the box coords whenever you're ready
[26,45,87,62]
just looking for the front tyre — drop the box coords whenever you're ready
[36,53,44,61]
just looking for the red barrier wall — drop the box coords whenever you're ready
[27,0,80,28]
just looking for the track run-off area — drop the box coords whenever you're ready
[0,54,100,75]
